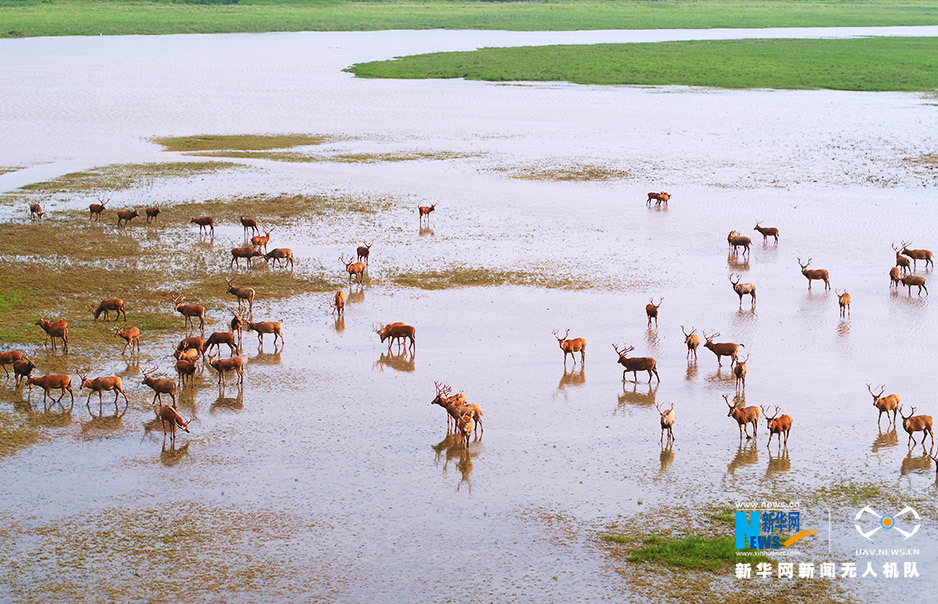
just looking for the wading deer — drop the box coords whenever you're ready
[190,216,215,236]
[457,414,474,449]
[725,394,759,440]
[251,228,272,253]
[264,248,294,269]
[892,243,911,274]
[727,230,751,256]
[35,318,68,353]
[230,312,244,349]
[797,258,830,290]
[240,215,259,238]
[202,331,237,357]
[77,372,128,409]
[142,366,177,407]
[702,331,742,367]
[175,358,198,388]
[154,403,189,448]
[246,319,284,347]
[0,350,24,377]
[208,355,244,387]
[89,197,108,221]
[899,406,934,449]
[225,278,254,315]
[890,267,902,289]
[868,384,900,427]
[175,335,204,354]
[374,322,415,352]
[116,208,139,227]
[836,290,851,317]
[332,290,346,317]
[174,347,200,365]
[753,221,779,244]
[655,402,675,444]
[646,191,670,208]
[145,205,161,223]
[900,274,928,296]
[341,256,366,284]
[761,406,793,451]
[553,329,586,367]
[418,203,436,225]
[357,241,372,266]
[901,241,933,271]
[431,382,483,436]
[172,296,205,331]
[734,354,749,393]
[645,298,663,328]
[231,246,263,268]
[29,202,44,221]
[729,274,756,309]
[114,326,141,355]
[28,374,74,406]
[681,326,699,361]
[92,298,126,322]
[612,343,659,383]
[12,357,36,388]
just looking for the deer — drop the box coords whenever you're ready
[191,216,215,236]
[432,382,484,435]
[29,202,44,221]
[457,414,474,449]
[144,205,161,223]
[77,372,128,409]
[27,374,74,406]
[35,318,69,353]
[114,326,141,355]
[645,297,663,328]
[681,326,699,361]
[225,278,254,315]
[612,343,660,383]
[231,246,263,268]
[116,208,139,227]
[0,350,24,377]
[374,322,415,352]
[900,274,927,296]
[208,355,244,387]
[729,274,756,309]
[332,290,346,317]
[251,228,273,253]
[154,403,189,448]
[240,215,259,238]
[867,384,900,427]
[900,241,933,271]
[733,354,749,393]
[264,248,294,269]
[899,406,934,449]
[341,256,366,284]
[12,357,37,388]
[357,241,372,265]
[202,331,237,357]
[725,395,759,441]
[89,197,108,221]
[230,312,245,349]
[753,221,779,244]
[892,243,911,274]
[418,203,436,225]
[552,329,586,367]
[655,402,675,444]
[797,258,830,290]
[92,298,126,322]
[174,347,201,365]
[172,296,205,331]
[702,331,742,367]
[727,230,751,256]
[142,366,177,408]
[761,406,793,451]
[175,357,198,388]
[246,319,284,347]
[836,290,851,317]
[890,267,902,289]
[175,335,204,354]
[646,192,670,207]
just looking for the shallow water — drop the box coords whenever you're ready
[1,28,938,602]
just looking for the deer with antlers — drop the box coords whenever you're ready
[142,366,177,407]
[27,374,74,406]
[341,256,366,285]
[264,248,294,269]
[898,406,934,449]
[734,354,749,393]
[145,204,161,224]
[729,275,756,309]
[225,278,254,315]
[251,228,273,253]
[172,296,205,331]
[836,290,851,317]
[191,216,215,236]
[900,274,928,296]
[89,197,108,221]
[116,208,139,227]
[553,329,586,367]
[246,319,284,348]
[154,402,189,448]
[753,221,779,244]
[702,331,742,367]
[78,372,128,410]
[681,326,699,361]
[357,241,373,266]
[114,326,141,355]
[655,402,675,444]
[230,246,263,268]
[645,297,663,328]
[725,395,759,441]
[867,384,900,427]
[613,343,659,383]
[92,298,126,322]
[431,382,483,436]
[375,322,415,352]
[35,318,69,353]
[797,258,830,290]
[900,241,933,271]
[208,355,244,387]
[761,406,793,451]
[892,243,911,275]
[0,350,24,377]
[12,356,37,388]
[29,202,44,221]
[418,203,436,225]
[332,290,346,317]
[727,230,751,256]
[240,215,259,238]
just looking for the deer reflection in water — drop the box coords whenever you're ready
[554,365,585,400]
[431,431,478,493]
[249,345,282,366]
[900,450,933,477]
[80,410,125,435]
[419,225,434,237]
[333,315,346,333]
[161,441,190,466]
[659,442,674,474]
[373,350,415,373]
[211,388,244,413]
[616,383,657,414]
[872,426,899,453]
[725,442,759,482]
[766,447,791,475]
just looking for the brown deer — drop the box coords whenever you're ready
[203,331,237,357]
[191,216,215,236]
[357,241,372,266]
[145,205,161,223]
[29,202,44,221]
[418,203,436,225]
[0,350,24,377]
[867,384,900,427]
[457,414,474,449]
[12,357,37,388]
[225,278,254,315]
[681,326,699,361]
[431,382,483,435]
[374,322,415,352]
[332,290,346,317]
[341,256,366,284]
[729,274,756,309]
[28,374,74,406]
[264,248,294,269]
[116,208,139,227]
[172,296,205,331]
[892,243,911,274]
[733,354,749,393]
[77,372,128,409]
[246,319,284,347]
[836,290,851,317]
[655,402,675,444]
[230,312,245,349]
[702,331,742,367]
[35,318,69,353]
[175,357,198,388]
[114,326,141,355]
[753,221,779,244]
[900,241,933,271]
[175,335,204,354]
[251,228,273,253]
[92,298,126,322]
[899,406,934,449]
[761,406,793,451]
[89,197,108,221]
[240,215,259,238]
[646,192,670,207]
[645,297,663,328]
[612,343,660,383]
[154,403,189,448]
[900,274,928,296]
[208,355,244,387]
[725,395,759,440]
[553,329,586,367]
[231,246,263,268]
[890,267,902,289]
[174,347,200,365]
[142,366,177,407]
[727,230,751,256]
[797,258,830,290]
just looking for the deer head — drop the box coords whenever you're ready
[552,329,570,344]
[899,406,916,421]
[760,405,781,421]
[612,343,634,358]
[797,258,812,270]
[867,384,886,403]
[703,331,719,343]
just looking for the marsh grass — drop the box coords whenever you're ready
[0,166,22,175]
[0,412,39,458]
[190,149,477,163]
[153,133,340,152]
[162,192,390,224]
[385,266,590,290]
[495,161,629,182]
[17,161,244,194]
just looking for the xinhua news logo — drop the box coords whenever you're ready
[736,511,818,550]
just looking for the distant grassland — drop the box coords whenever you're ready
[348,36,938,91]
[2,1,938,38]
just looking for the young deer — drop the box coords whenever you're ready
[225,278,255,315]
[230,246,263,268]
[176,335,205,354]
[202,332,237,357]
[35,318,69,353]
[92,298,126,322]
[890,267,902,289]
[175,357,198,388]
[114,326,141,355]
[251,228,273,253]
[431,382,483,436]
[797,258,830,290]
[142,366,177,407]
[208,355,244,387]
[264,248,294,269]
[867,384,900,427]
[246,319,284,347]
[899,406,934,449]
[836,290,851,317]
[900,241,934,271]
[374,322,415,352]
[646,191,670,207]
[457,414,475,449]
[27,374,74,406]
[900,274,928,296]
[172,296,205,331]
[418,203,436,225]
[332,290,346,317]
[761,405,793,451]
[553,329,586,367]
[655,402,675,444]
[645,297,663,328]
[357,241,372,266]
[89,197,108,221]
[12,357,37,388]
[892,243,911,275]
[681,325,699,361]
[729,274,756,309]
[0,350,24,376]
[116,208,139,227]
[753,221,779,244]
[240,215,259,238]
[29,202,44,221]
[230,312,245,349]
[145,205,161,224]
[77,372,129,409]
[727,231,751,256]
[340,256,366,284]
[154,403,189,448]
[702,331,743,367]
[190,216,215,236]
[733,354,749,393]
[725,394,759,440]
[613,343,660,383]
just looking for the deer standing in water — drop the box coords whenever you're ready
[645,297,663,328]
[240,216,259,238]
[191,216,215,236]
[246,319,284,348]
[332,290,346,317]
[729,274,756,309]
[727,230,751,256]
[154,403,189,448]
[900,241,933,271]
[733,354,749,394]
[761,406,793,451]
[225,278,254,315]
[142,366,177,408]
[836,290,851,317]
[418,203,436,225]
[264,248,294,269]
[702,331,742,367]
[552,329,586,367]
[681,325,699,361]
[899,406,934,449]
[892,243,911,275]
[374,322,415,352]
[89,197,108,221]
[900,274,927,296]
[753,221,779,244]
[77,372,129,409]
[613,343,659,383]
[797,258,830,290]
[890,267,901,289]
[655,402,675,444]
[867,384,900,427]
[12,357,37,388]
[251,228,273,253]
[341,256,366,284]
[114,326,141,355]
[725,395,759,441]
[172,296,205,331]
[646,192,670,207]
[0,350,24,377]
[27,374,74,406]
[357,241,372,266]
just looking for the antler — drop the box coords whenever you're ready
[144,365,158,376]
[723,394,734,408]
[739,354,750,364]
[612,343,622,356]
[372,323,383,334]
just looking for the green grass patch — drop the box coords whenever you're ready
[190,149,475,163]
[18,161,243,194]
[153,133,339,152]
[495,161,628,181]
[386,266,589,289]
[348,36,938,92]
[623,535,770,571]
[2,1,938,38]
[163,192,389,225]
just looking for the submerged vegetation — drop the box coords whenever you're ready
[153,133,340,152]
[385,266,590,290]
[17,161,243,194]
[495,161,628,182]
[191,149,477,164]
[0,412,39,458]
